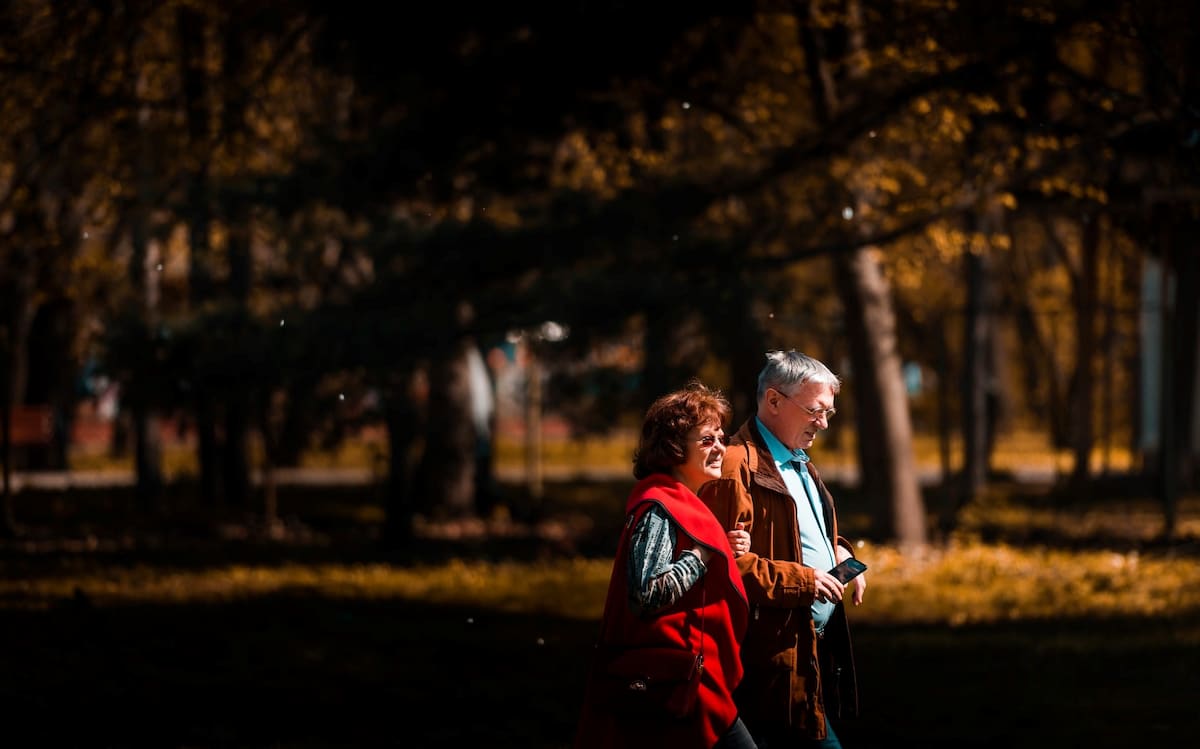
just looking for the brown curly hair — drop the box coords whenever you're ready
[632,381,732,480]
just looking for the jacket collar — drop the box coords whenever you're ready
[736,419,789,496]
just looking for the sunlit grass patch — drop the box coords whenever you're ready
[5,543,1197,633]
[846,541,1200,628]
[0,558,612,618]
[956,491,1199,545]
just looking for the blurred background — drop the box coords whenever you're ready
[1,1,1198,746]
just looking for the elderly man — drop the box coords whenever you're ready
[700,350,866,749]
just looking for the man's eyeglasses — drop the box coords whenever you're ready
[775,390,837,420]
[696,434,730,449]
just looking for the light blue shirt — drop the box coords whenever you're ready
[755,417,837,631]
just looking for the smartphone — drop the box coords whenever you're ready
[828,557,868,584]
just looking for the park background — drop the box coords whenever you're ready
[2,1,1199,746]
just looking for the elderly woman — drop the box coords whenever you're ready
[575,382,756,749]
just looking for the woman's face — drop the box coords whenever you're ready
[673,420,727,493]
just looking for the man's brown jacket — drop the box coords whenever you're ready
[699,418,860,743]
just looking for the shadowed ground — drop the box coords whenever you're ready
[1,477,1197,747]
[3,598,1196,747]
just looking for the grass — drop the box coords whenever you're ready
[5,541,1199,625]
[65,422,1131,471]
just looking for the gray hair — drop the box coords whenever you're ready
[756,350,841,400]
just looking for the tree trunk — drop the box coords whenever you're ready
[934,312,957,534]
[23,300,75,471]
[382,367,424,550]
[128,334,163,515]
[1175,220,1200,493]
[1156,212,1200,537]
[1067,213,1100,486]
[799,0,926,547]
[178,4,221,506]
[0,317,18,536]
[220,211,253,511]
[1157,217,1177,538]
[835,250,927,547]
[131,100,163,513]
[222,391,251,510]
[961,242,990,502]
[832,254,886,513]
[258,388,284,530]
[218,20,252,512]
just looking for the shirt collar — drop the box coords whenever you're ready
[755,416,810,467]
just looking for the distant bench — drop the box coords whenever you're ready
[3,404,55,496]
[6,404,54,447]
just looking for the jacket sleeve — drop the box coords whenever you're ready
[699,463,815,609]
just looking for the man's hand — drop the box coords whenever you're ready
[726,522,750,557]
[812,568,846,603]
[834,545,866,606]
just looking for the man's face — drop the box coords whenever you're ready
[759,380,837,452]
